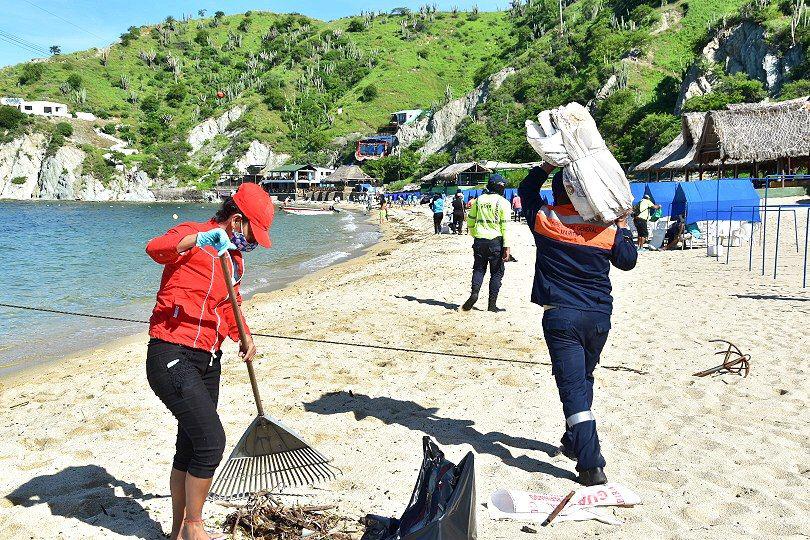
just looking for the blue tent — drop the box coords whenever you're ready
[629,182,647,204]
[388,191,422,201]
[672,179,760,223]
[644,181,679,218]
[458,189,484,203]
[672,182,700,221]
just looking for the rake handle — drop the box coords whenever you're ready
[219,254,265,417]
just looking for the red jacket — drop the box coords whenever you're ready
[146,219,248,353]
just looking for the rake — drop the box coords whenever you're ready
[209,254,339,501]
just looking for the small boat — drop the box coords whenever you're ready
[282,206,338,216]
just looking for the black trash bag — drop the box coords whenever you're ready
[362,436,476,540]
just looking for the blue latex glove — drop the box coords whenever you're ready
[196,228,236,255]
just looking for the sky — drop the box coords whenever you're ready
[0,0,505,67]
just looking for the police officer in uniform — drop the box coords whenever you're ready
[462,175,512,312]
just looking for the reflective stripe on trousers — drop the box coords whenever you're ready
[542,306,611,471]
[566,410,596,427]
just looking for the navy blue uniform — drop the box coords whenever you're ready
[519,167,637,472]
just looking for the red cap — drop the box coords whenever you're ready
[233,182,274,248]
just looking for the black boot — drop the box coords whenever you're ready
[488,296,503,312]
[461,294,478,311]
[578,467,607,486]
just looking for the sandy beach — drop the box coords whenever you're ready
[1,202,808,539]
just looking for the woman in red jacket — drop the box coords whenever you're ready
[145,182,273,540]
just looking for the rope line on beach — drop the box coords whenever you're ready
[0,302,545,366]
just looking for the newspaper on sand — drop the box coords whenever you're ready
[525,102,633,222]
[488,483,641,526]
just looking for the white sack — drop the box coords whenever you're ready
[488,483,641,526]
[705,220,753,244]
[526,102,633,222]
[649,223,668,249]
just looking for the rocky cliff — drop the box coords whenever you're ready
[0,133,48,199]
[188,107,290,174]
[232,140,290,173]
[396,67,515,159]
[676,21,804,112]
[187,106,245,152]
[1,108,293,202]
[36,146,86,200]
[82,170,155,201]
[0,133,155,201]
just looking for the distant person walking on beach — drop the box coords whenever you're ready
[145,183,273,540]
[430,194,445,234]
[511,194,522,222]
[519,165,637,487]
[379,198,389,224]
[451,191,466,235]
[462,175,511,312]
[632,194,660,248]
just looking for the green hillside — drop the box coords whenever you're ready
[0,1,806,188]
[443,0,807,169]
[0,10,511,156]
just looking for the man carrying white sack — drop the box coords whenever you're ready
[518,163,637,486]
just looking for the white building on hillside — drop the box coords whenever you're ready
[390,109,422,126]
[1,97,70,118]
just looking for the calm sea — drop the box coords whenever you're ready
[0,201,379,374]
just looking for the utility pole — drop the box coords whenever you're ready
[559,0,564,35]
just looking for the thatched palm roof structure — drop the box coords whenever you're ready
[326,164,374,184]
[634,113,706,173]
[633,97,810,176]
[697,97,810,163]
[632,133,686,173]
[661,113,708,171]
[421,162,492,183]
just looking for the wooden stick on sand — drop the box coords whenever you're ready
[542,489,577,527]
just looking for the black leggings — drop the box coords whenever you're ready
[146,338,225,479]
[452,213,465,234]
[433,212,443,233]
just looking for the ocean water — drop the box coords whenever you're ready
[0,201,379,374]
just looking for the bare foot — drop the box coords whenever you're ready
[179,520,222,540]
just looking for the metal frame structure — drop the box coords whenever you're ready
[702,173,809,287]
[708,204,809,288]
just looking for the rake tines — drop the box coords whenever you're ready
[209,449,340,500]
[208,413,341,501]
[693,339,751,378]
